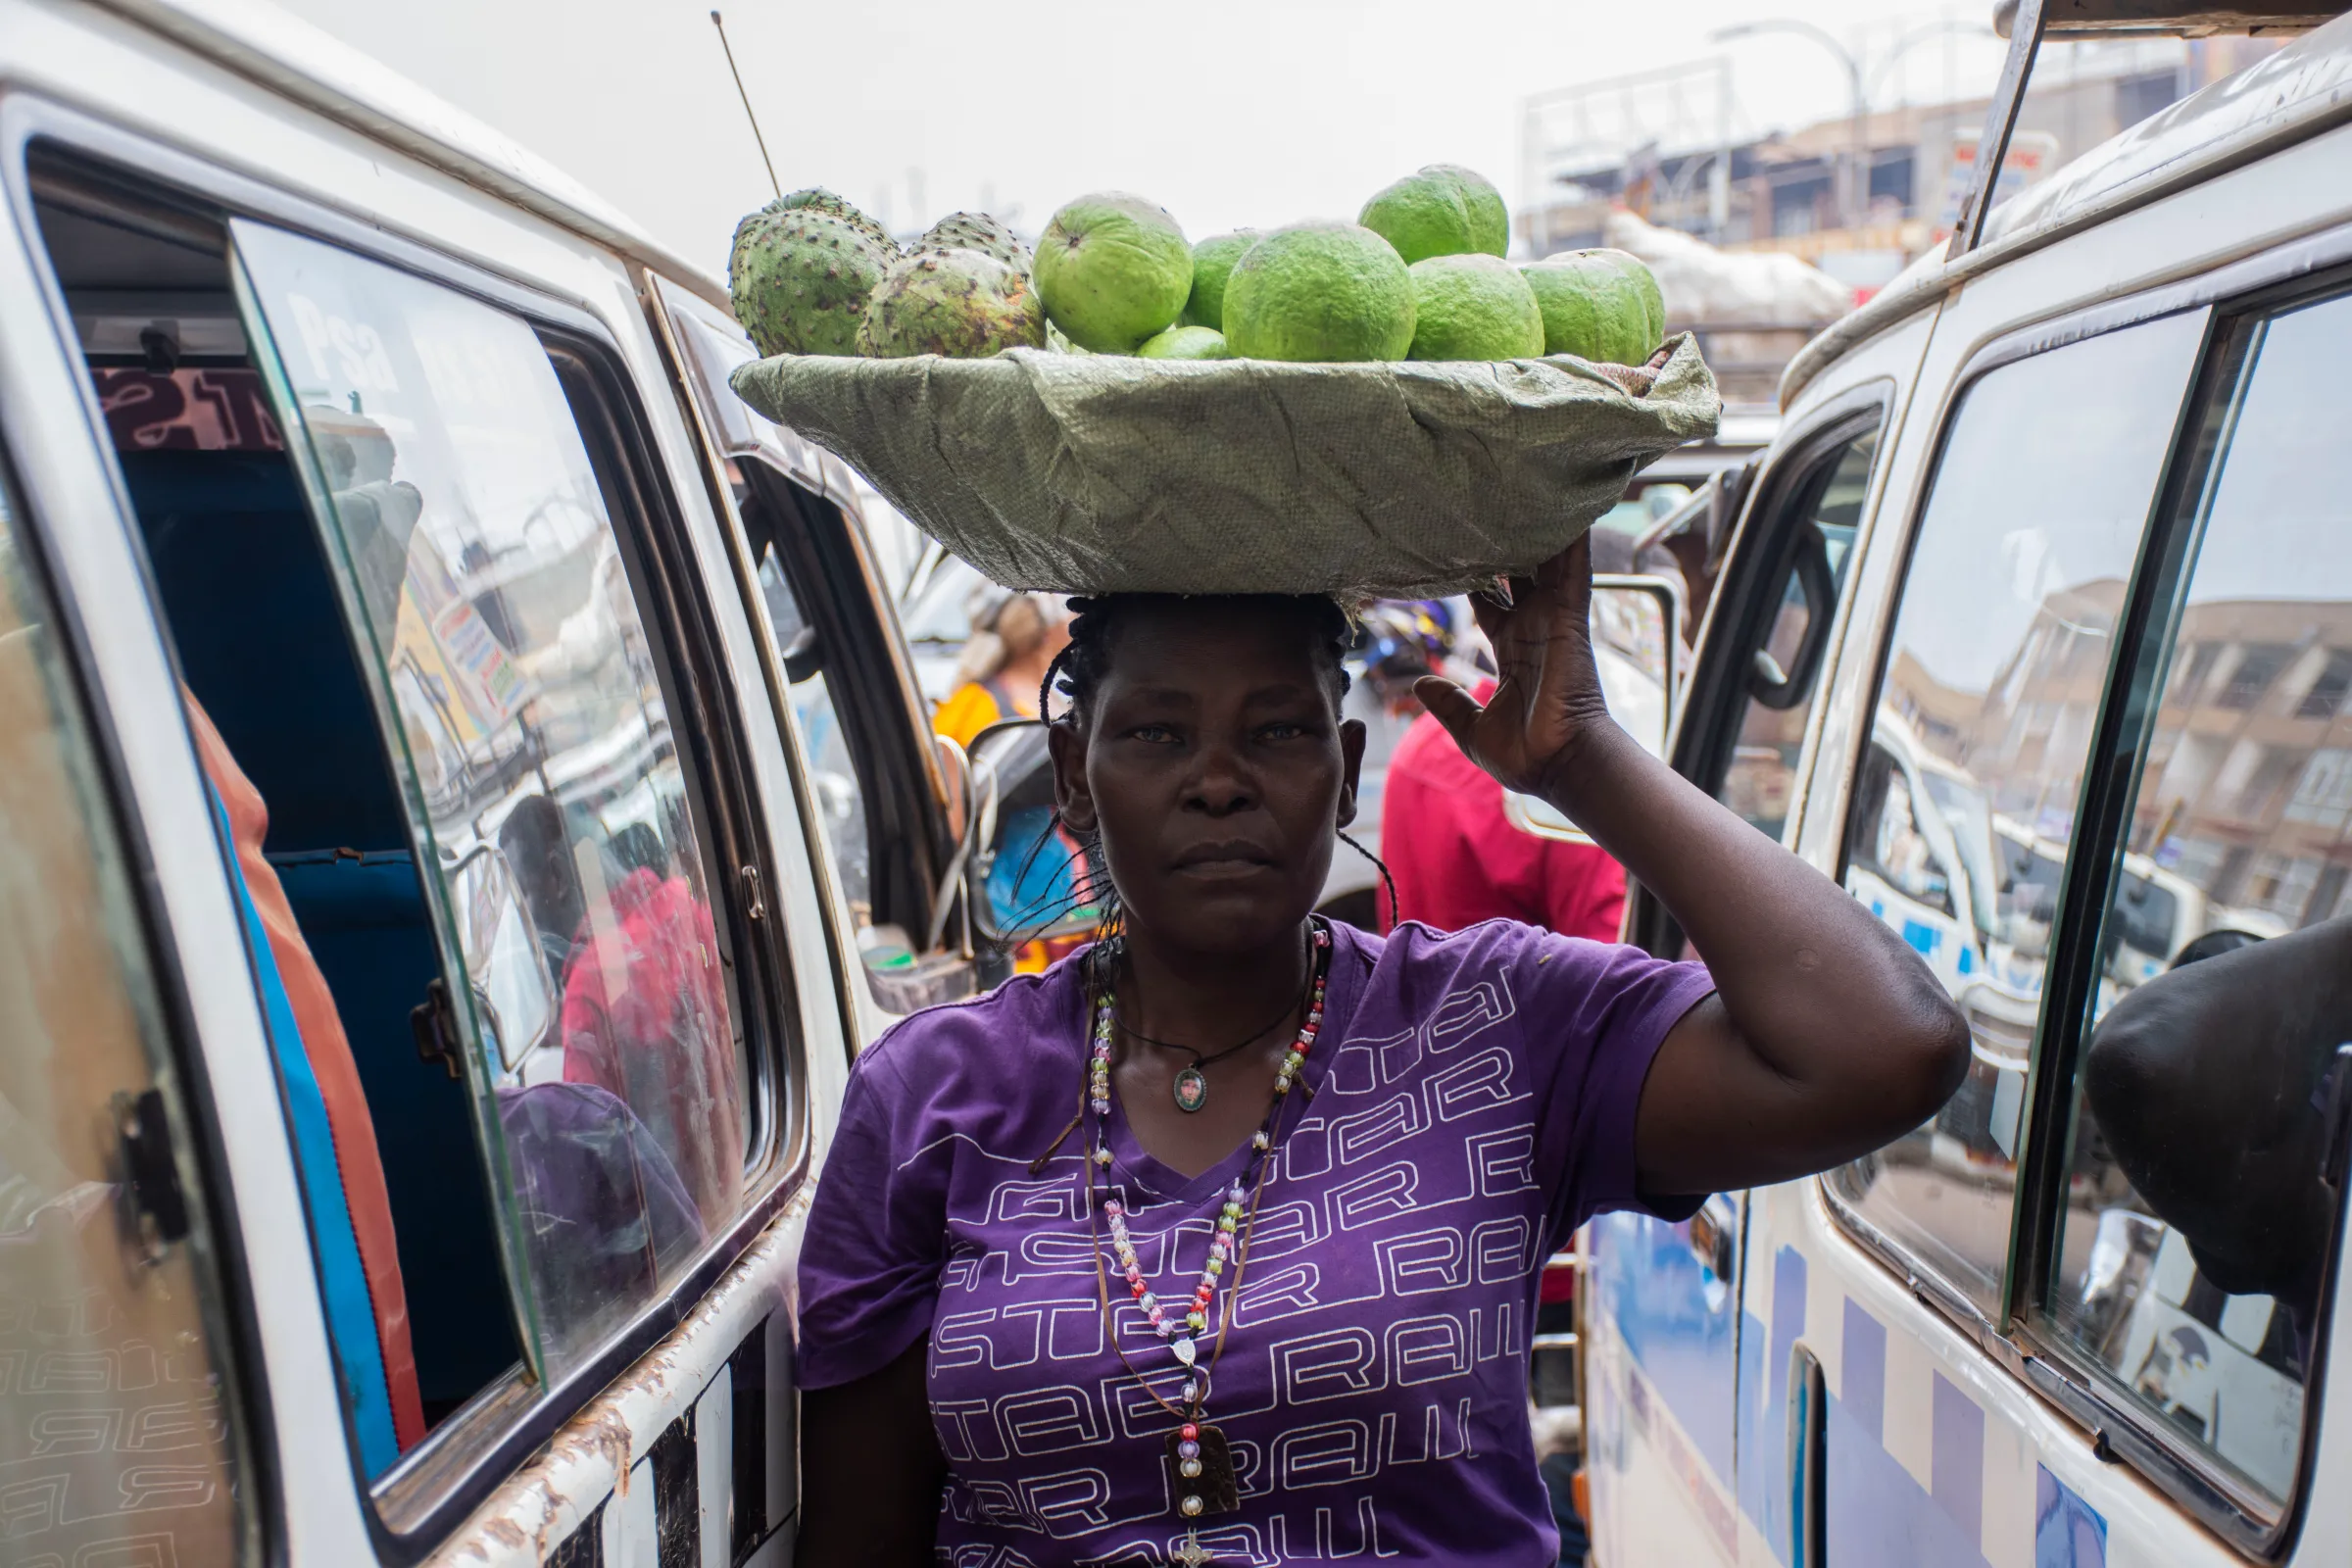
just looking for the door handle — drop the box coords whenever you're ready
[1788,1343,1826,1568]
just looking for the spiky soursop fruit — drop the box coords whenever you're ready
[778,186,897,257]
[919,212,1031,274]
[730,209,893,356]
[857,247,1046,359]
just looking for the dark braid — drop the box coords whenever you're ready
[1038,593,1355,728]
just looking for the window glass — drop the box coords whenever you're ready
[2047,291,2352,1505]
[1719,431,1874,841]
[1831,312,2207,1313]
[666,298,881,938]
[0,477,246,1562]
[231,221,749,1384]
[752,503,872,928]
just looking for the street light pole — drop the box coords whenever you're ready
[1713,19,1868,232]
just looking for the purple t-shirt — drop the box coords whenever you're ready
[796,918,1712,1564]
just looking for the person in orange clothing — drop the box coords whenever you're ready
[184,693,424,1449]
[933,587,1070,750]
[1376,671,1629,943]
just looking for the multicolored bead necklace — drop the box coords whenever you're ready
[1082,921,1333,1555]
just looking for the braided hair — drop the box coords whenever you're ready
[1037,593,1354,729]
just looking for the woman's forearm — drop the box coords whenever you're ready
[1543,718,1970,1189]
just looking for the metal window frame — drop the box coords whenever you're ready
[1811,213,2352,1555]
[1629,380,1891,958]
[2,97,816,1560]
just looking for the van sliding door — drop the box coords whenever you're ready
[225,219,765,1397]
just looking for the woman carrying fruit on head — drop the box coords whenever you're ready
[792,537,1971,1567]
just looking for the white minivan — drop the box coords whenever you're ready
[1586,4,2352,1566]
[0,1,1007,1562]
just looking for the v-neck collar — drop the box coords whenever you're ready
[1096,921,1370,1208]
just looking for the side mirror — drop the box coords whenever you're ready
[1503,573,1684,845]
[964,718,1105,946]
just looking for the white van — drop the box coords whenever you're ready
[0,1,1005,1562]
[1587,5,2352,1565]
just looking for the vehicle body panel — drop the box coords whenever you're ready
[0,1,942,1562]
[1596,23,2352,1565]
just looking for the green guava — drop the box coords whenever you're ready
[1221,222,1415,363]
[1358,164,1509,265]
[1035,193,1193,353]
[1425,165,1510,256]
[1405,255,1544,361]
[1137,324,1231,360]
[1181,230,1258,331]
[1522,249,1665,364]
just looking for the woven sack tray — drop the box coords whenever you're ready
[728,332,1719,599]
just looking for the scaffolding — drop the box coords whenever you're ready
[1519,59,1739,252]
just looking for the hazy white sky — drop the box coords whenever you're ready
[278,0,2010,278]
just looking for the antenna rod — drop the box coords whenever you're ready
[710,10,780,199]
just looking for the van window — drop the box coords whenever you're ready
[228,220,754,1388]
[1831,312,2207,1314]
[1720,430,1874,842]
[2046,288,2352,1507]
[0,468,249,1563]
[738,469,874,924]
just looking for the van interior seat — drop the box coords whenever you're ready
[121,446,520,1410]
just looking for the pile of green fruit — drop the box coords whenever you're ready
[728,167,1666,368]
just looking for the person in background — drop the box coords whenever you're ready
[1376,624,1629,940]
[932,586,1071,749]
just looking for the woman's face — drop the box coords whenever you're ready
[1050,600,1365,956]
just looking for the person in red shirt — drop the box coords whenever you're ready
[1377,672,1628,942]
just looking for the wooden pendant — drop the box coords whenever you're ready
[1173,1065,1207,1112]
[1164,1423,1239,1517]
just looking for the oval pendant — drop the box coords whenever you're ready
[1173,1066,1207,1113]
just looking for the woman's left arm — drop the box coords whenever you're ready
[1418,538,1971,1197]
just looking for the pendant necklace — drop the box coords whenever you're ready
[1082,921,1332,1564]
[1111,945,1314,1113]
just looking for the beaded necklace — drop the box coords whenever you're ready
[1081,922,1332,1562]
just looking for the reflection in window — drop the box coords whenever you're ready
[1718,433,1874,843]
[1830,313,2207,1314]
[0,481,245,1563]
[2050,291,2352,1506]
[234,222,748,1384]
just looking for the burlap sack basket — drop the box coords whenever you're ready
[728,332,1720,599]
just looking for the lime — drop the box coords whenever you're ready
[1182,231,1258,331]
[1425,165,1510,256]
[1522,249,1664,364]
[1137,325,1231,360]
[1406,255,1544,361]
[1036,193,1193,353]
[1358,164,1509,265]
[1222,222,1415,363]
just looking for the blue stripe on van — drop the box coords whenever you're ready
[1842,1299,1886,1446]
[1827,1392,1991,1568]
[213,790,399,1475]
[1932,1373,1985,1549]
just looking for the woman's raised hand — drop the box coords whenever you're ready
[1413,532,1616,805]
